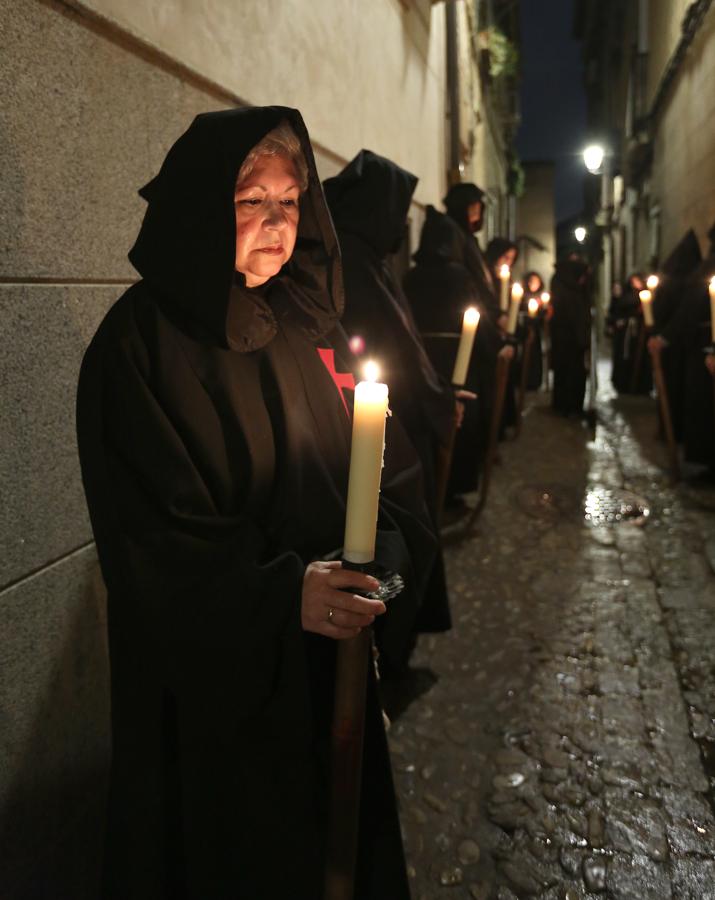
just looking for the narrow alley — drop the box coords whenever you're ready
[392,370,715,899]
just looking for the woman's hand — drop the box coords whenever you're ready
[302,561,387,639]
[453,390,477,429]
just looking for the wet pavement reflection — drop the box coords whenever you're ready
[390,363,715,899]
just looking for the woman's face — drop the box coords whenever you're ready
[234,154,300,287]
[527,274,541,293]
[498,248,517,270]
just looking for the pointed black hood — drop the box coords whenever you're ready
[412,205,466,266]
[129,106,343,350]
[323,149,418,258]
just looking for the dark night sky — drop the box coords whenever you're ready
[516,0,588,223]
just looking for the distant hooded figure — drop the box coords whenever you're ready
[607,273,651,394]
[486,237,521,428]
[404,205,506,495]
[658,225,715,466]
[77,108,435,900]
[324,150,454,640]
[443,182,500,320]
[550,257,591,417]
[650,229,704,440]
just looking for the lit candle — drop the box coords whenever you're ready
[710,277,715,342]
[343,362,389,564]
[507,282,523,334]
[540,291,550,308]
[639,289,654,328]
[452,307,480,386]
[527,298,540,318]
[647,274,659,291]
[499,265,511,311]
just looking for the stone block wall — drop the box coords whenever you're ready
[0,1,456,896]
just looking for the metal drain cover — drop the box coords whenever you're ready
[584,485,650,527]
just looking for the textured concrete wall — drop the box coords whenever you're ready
[69,0,447,206]
[517,163,556,285]
[0,1,457,896]
[650,5,715,258]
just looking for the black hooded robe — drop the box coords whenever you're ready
[403,205,503,495]
[76,107,434,900]
[323,152,454,640]
[607,281,652,395]
[550,259,591,417]
[653,229,704,442]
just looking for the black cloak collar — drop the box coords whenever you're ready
[128,106,343,351]
[323,150,418,259]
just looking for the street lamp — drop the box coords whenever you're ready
[575,226,587,243]
[583,144,605,174]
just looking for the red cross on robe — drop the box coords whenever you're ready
[317,347,355,418]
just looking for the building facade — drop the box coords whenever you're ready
[576,0,715,287]
[0,0,518,895]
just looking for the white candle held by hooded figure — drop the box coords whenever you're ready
[507,282,523,334]
[343,361,389,564]
[499,264,510,312]
[452,307,480,386]
[639,289,654,328]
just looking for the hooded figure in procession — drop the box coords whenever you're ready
[403,205,513,499]
[76,107,435,900]
[323,150,455,647]
[607,273,652,395]
[550,256,592,418]
[648,228,703,441]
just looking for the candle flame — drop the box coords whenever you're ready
[464,307,480,326]
[646,274,659,290]
[540,291,551,304]
[710,275,715,289]
[639,289,652,303]
[528,298,540,317]
[511,282,524,301]
[363,360,380,383]
[499,264,510,278]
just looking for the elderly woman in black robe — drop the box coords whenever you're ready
[76,107,434,900]
[323,150,455,648]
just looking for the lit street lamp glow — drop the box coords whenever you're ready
[575,226,587,243]
[583,144,605,173]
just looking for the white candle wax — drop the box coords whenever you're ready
[507,283,523,334]
[499,265,511,311]
[452,307,480,386]
[639,289,654,328]
[343,364,389,564]
[710,277,715,343]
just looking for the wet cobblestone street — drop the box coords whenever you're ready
[391,368,715,899]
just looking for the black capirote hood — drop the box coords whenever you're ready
[129,106,343,349]
[323,150,418,258]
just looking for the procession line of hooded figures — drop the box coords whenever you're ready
[76,107,592,899]
[607,224,715,473]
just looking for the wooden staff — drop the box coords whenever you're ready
[629,320,647,394]
[515,326,535,438]
[435,412,458,526]
[325,623,372,900]
[648,340,680,483]
[443,351,512,540]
